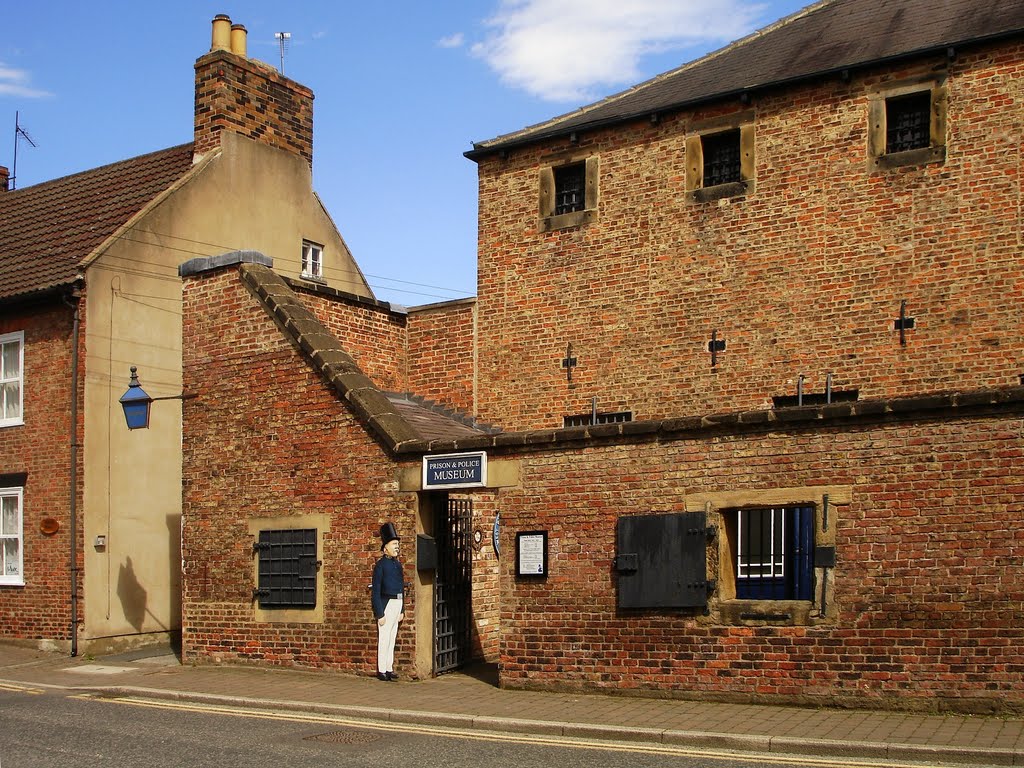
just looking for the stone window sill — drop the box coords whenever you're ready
[540,208,597,233]
[872,145,945,172]
[690,180,750,203]
[719,599,814,626]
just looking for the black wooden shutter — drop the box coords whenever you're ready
[616,512,708,609]
[254,528,317,608]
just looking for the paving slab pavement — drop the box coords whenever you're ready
[1,642,1022,766]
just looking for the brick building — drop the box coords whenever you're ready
[179,0,1024,713]
[0,16,371,654]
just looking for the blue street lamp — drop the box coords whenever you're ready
[118,366,196,430]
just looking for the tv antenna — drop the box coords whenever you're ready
[11,111,37,191]
[274,32,291,74]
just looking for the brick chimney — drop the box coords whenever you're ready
[0,167,8,192]
[193,15,314,167]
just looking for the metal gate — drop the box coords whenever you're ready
[434,496,472,674]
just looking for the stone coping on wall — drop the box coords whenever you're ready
[398,386,1024,456]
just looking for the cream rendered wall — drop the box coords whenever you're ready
[81,133,371,649]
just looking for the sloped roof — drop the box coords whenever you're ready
[467,0,1024,158]
[0,144,195,302]
[237,261,494,452]
[386,393,495,442]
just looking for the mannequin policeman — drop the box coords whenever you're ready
[371,522,404,681]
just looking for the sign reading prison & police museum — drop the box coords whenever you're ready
[422,452,487,490]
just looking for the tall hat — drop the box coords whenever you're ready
[379,522,400,551]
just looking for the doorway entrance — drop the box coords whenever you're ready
[433,495,472,674]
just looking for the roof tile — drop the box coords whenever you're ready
[470,0,1024,155]
[0,144,195,301]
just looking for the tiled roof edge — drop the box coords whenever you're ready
[236,263,422,452]
[466,2,1024,159]
[78,144,213,273]
[387,392,501,434]
[392,386,1024,455]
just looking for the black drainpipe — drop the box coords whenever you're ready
[63,288,82,657]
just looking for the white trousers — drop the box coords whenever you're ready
[377,597,403,673]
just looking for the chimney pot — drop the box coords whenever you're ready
[211,14,231,51]
[230,24,248,58]
[0,166,8,192]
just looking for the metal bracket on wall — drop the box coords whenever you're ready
[895,299,915,345]
[708,329,726,368]
[561,343,578,382]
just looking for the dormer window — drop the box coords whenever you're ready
[301,240,323,281]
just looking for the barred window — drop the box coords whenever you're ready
[885,91,931,154]
[702,130,742,187]
[563,411,632,428]
[554,163,586,215]
[732,506,813,601]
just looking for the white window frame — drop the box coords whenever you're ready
[736,507,785,580]
[301,240,324,280]
[0,332,24,428]
[0,486,24,586]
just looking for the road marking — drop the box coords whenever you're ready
[0,682,44,694]
[74,694,935,768]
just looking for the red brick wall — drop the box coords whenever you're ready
[408,300,476,413]
[182,268,417,672]
[0,301,83,641]
[194,49,314,165]
[457,491,500,661]
[296,287,408,394]
[474,41,1024,431]
[493,409,1024,711]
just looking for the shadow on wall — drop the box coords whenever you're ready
[168,513,182,627]
[117,556,148,632]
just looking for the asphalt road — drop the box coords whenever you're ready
[0,685,934,768]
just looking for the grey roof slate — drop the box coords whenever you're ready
[468,0,1024,157]
[0,144,195,302]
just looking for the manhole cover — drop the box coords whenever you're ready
[304,729,381,745]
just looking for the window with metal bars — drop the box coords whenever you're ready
[554,163,586,215]
[702,129,742,187]
[563,411,633,427]
[885,91,931,154]
[253,528,318,608]
[732,506,813,601]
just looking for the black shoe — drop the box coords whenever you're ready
[386,672,398,681]
[376,672,388,681]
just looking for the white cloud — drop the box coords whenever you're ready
[438,32,465,49]
[472,0,765,102]
[0,64,51,99]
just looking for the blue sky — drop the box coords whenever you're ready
[3,0,808,306]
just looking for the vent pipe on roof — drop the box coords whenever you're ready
[230,24,248,58]
[211,14,232,52]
